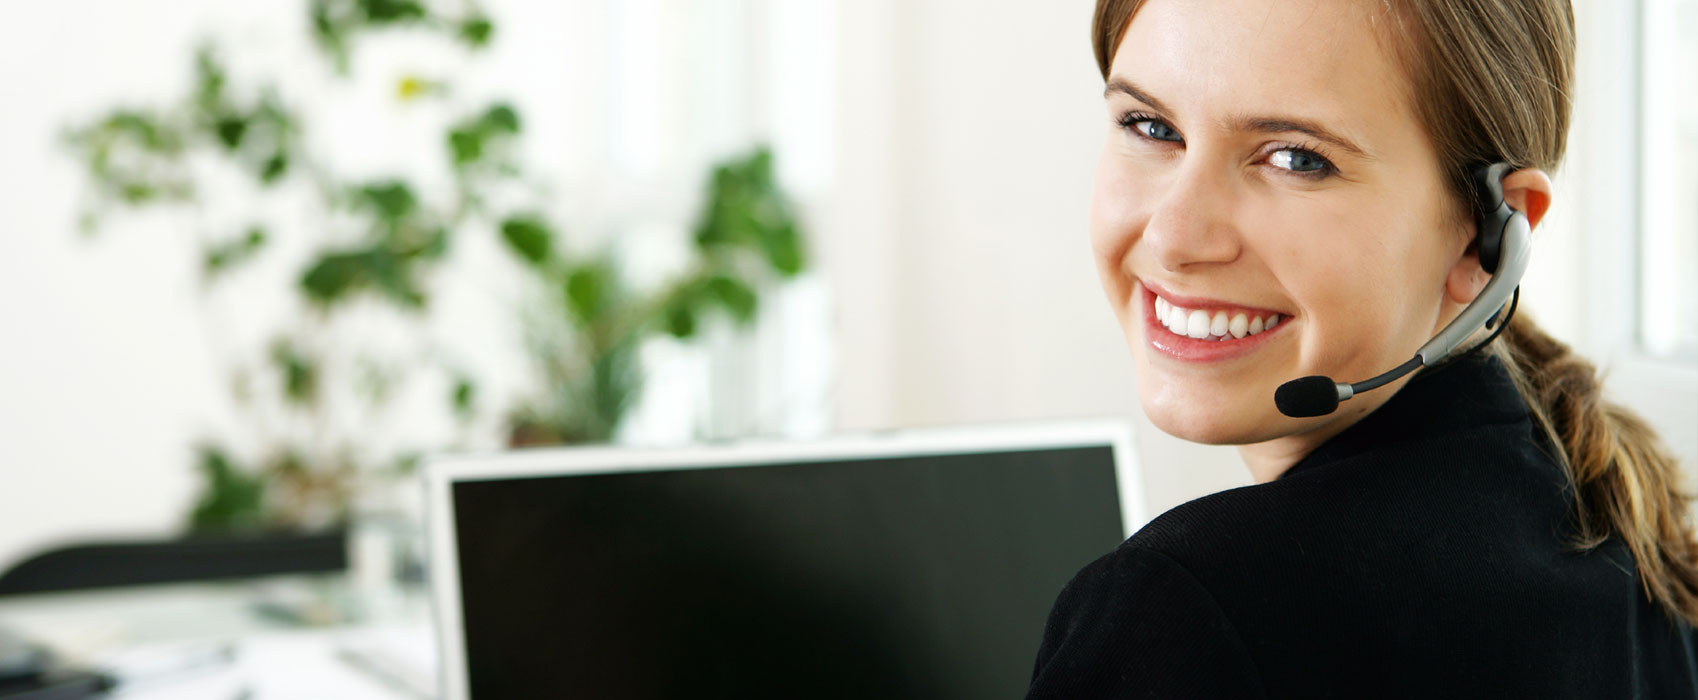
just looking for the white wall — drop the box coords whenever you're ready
[0,1,255,571]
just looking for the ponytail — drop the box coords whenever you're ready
[1493,314,1698,626]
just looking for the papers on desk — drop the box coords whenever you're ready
[103,625,436,700]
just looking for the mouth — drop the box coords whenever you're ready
[1138,281,1292,362]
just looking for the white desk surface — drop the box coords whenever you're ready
[0,578,437,699]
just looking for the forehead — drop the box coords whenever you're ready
[1114,0,1416,152]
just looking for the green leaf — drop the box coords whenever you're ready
[589,340,641,432]
[447,103,521,171]
[270,340,319,405]
[704,275,759,323]
[451,377,475,419]
[118,182,157,204]
[259,151,289,183]
[203,225,269,278]
[359,0,427,24]
[194,46,228,114]
[214,116,247,150]
[300,251,367,303]
[111,112,159,146]
[188,444,268,532]
[355,181,417,221]
[459,15,494,48]
[482,103,519,134]
[311,0,351,75]
[688,146,807,278]
[762,221,805,276]
[448,128,481,167]
[499,216,553,267]
[416,226,451,260]
[664,302,698,339]
[310,0,336,44]
[363,247,426,308]
[565,263,610,323]
[299,247,423,308]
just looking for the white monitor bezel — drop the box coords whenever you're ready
[423,418,1142,700]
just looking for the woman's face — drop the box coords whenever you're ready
[1092,0,1477,478]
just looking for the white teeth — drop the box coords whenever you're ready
[1152,294,1287,340]
[1185,310,1211,338]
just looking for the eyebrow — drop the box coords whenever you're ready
[1104,78,1172,114]
[1104,77,1374,160]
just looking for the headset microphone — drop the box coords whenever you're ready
[1274,163,1532,418]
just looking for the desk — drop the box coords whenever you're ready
[0,578,437,699]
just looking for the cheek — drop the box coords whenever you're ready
[1275,214,1451,367]
[1089,153,1146,298]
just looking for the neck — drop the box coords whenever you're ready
[1236,373,1414,483]
[1237,441,1313,484]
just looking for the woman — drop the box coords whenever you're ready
[1026,0,1698,697]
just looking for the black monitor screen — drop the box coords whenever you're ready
[451,445,1123,699]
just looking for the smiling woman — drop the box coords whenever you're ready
[1093,0,1483,472]
[1025,0,1698,697]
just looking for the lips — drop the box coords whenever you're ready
[1138,281,1291,362]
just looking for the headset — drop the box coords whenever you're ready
[1273,162,1531,418]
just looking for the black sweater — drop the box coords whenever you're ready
[1026,356,1698,698]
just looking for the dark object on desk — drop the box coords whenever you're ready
[0,626,110,700]
[0,670,109,700]
[0,530,346,596]
[0,626,47,688]
[450,445,1125,699]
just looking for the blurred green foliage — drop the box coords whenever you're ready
[188,446,268,532]
[504,146,807,445]
[65,1,807,533]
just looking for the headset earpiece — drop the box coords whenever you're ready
[1471,162,1516,272]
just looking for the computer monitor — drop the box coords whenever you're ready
[425,420,1143,699]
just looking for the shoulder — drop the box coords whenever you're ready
[1027,540,1267,698]
[1026,481,1367,698]
[1124,477,1323,568]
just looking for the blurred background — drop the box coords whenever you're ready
[0,0,1692,627]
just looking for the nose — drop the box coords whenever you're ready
[1142,163,1242,272]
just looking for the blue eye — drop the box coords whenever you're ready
[1117,112,1182,143]
[1269,148,1333,175]
[1133,119,1181,142]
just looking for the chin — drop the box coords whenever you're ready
[1126,341,1276,445]
[1137,378,1286,446]
[1143,400,1279,446]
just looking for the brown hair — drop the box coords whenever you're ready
[1092,0,1698,626]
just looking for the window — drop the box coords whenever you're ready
[1546,0,1698,476]
[1638,0,1697,361]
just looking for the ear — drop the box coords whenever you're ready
[1500,167,1553,229]
[1447,168,1552,305]
[1445,241,1489,305]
